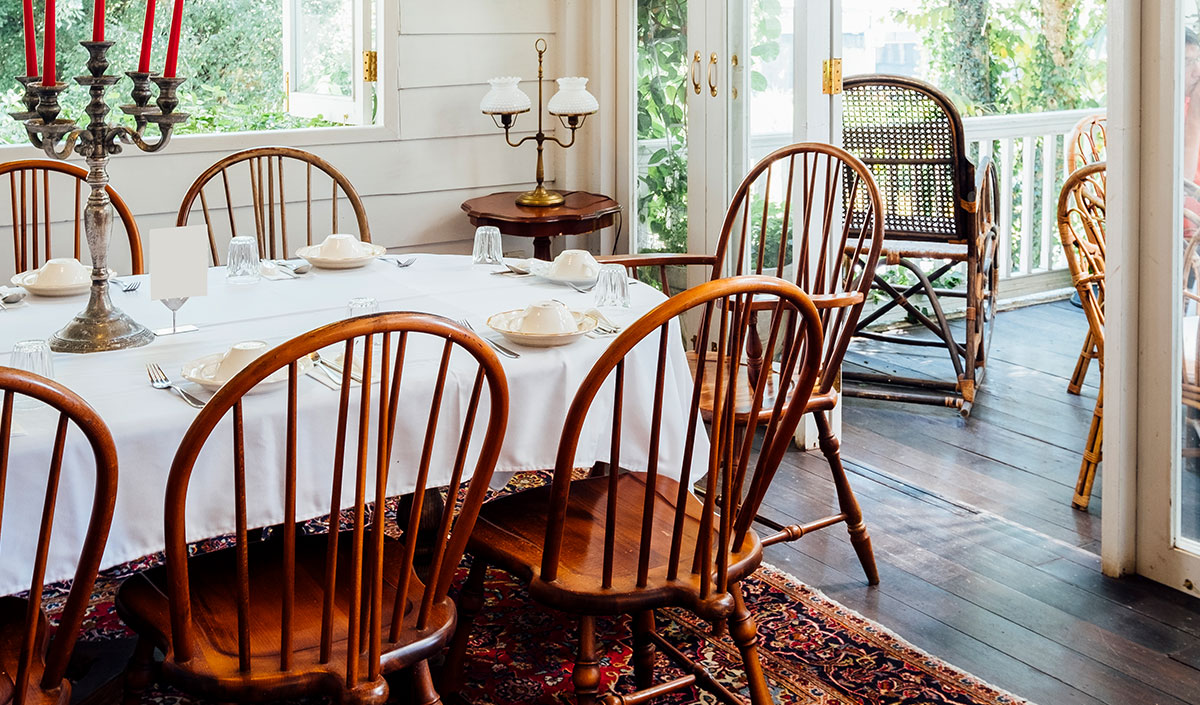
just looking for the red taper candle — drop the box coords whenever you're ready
[92,0,105,42]
[138,0,156,73]
[163,0,183,78]
[21,0,38,77]
[42,0,55,86]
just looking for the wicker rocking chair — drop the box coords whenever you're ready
[840,75,1000,417]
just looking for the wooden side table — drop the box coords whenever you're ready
[461,191,622,261]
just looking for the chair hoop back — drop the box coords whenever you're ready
[539,276,823,601]
[0,368,117,705]
[841,74,972,243]
[175,147,371,265]
[0,159,143,276]
[1066,114,1107,172]
[714,142,884,394]
[161,313,507,691]
[1056,162,1107,352]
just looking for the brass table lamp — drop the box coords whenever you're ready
[480,38,598,207]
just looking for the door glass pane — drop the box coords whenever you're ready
[1181,3,1200,548]
[293,0,354,97]
[635,1,689,254]
[747,0,793,165]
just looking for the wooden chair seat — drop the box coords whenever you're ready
[117,532,452,701]
[0,597,62,705]
[686,352,837,422]
[470,473,762,619]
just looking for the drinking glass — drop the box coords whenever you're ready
[472,226,503,265]
[594,264,631,308]
[226,236,261,283]
[11,340,53,409]
[346,297,380,319]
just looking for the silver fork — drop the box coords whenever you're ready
[110,278,140,292]
[457,319,519,359]
[146,363,206,409]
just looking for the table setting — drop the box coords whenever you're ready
[0,227,704,596]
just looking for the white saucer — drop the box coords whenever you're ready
[486,309,598,347]
[296,242,387,270]
[514,259,598,287]
[181,353,314,393]
[11,268,114,297]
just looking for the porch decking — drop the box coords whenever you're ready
[762,301,1200,704]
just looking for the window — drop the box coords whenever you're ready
[1,0,379,145]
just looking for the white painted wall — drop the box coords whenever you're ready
[0,0,624,274]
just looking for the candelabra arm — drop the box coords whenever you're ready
[112,124,173,153]
[39,129,85,160]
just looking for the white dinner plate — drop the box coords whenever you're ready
[11,269,115,297]
[486,309,598,347]
[181,353,314,393]
[296,242,388,270]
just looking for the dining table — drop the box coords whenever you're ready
[0,254,705,597]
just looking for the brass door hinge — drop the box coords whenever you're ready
[363,50,378,82]
[822,58,842,95]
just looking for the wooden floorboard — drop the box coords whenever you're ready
[766,301,1200,704]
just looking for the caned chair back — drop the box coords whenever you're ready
[1057,163,1107,357]
[538,276,822,601]
[0,159,143,276]
[0,368,118,705]
[176,147,371,265]
[1066,114,1107,172]
[161,313,507,691]
[841,75,973,244]
[714,142,883,395]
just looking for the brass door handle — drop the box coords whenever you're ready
[708,52,718,97]
[690,51,702,95]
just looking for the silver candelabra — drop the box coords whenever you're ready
[10,40,188,353]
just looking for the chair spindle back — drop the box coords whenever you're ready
[1066,114,1107,172]
[1057,162,1108,358]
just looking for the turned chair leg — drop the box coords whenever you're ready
[122,637,156,705]
[440,559,488,696]
[412,660,444,705]
[631,611,656,690]
[1073,384,1104,511]
[1068,330,1096,395]
[728,584,772,705]
[814,410,880,585]
[573,615,602,705]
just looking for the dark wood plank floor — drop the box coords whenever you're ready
[759,301,1200,704]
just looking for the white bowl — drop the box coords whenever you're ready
[181,349,313,392]
[518,301,577,334]
[319,234,363,260]
[213,341,268,383]
[549,249,600,282]
[296,240,386,270]
[487,308,598,347]
[11,261,113,297]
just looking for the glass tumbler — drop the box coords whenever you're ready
[226,236,262,283]
[472,226,503,265]
[11,339,53,409]
[346,297,380,319]
[594,264,631,308]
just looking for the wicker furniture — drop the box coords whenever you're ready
[0,369,118,705]
[602,142,884,585]
[1064,114,1107,395]
[442,276,825,705]
[115,313,508,705]
[840,74,1000,417]
[0,159,143,276]
[1056,162,1107,511]
[176,147,371,265]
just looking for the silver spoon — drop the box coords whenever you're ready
[568,281,597,293]
[2,290,27,305]
[276,260,313,275]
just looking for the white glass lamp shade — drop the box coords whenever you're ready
[480,76,532,115]
[547,77,599,116]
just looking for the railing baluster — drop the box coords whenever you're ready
[999,137,1015,279]
[1041,133,1058,271]
[1020,136,1036,275]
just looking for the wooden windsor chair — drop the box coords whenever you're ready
[443,276,826,705]
[839,74,1000,417]
[175,147,372,265]
[1056,162,1106,511]
[602,142,884,585]
[0,159,143,276]
[114,313,508,705]
[0,368,118,705]
[1063,114,1107,395]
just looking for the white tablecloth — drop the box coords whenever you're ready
[0,255,703,596]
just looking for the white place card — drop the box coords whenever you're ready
[149,226,209,301]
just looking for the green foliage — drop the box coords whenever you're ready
[0,0,339,144]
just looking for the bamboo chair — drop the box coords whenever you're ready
[1056,162,1106,511]
[603,142,884,585]
[840,74,1000,417]
[1182,227,1200,460]
[114,313,508,705]
[0,368,119,705]
[1064,114,1107,395]
[442,276,825,705]
[0,159,143,276]
[176,147,371,265]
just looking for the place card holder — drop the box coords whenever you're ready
[149,226,208,336]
